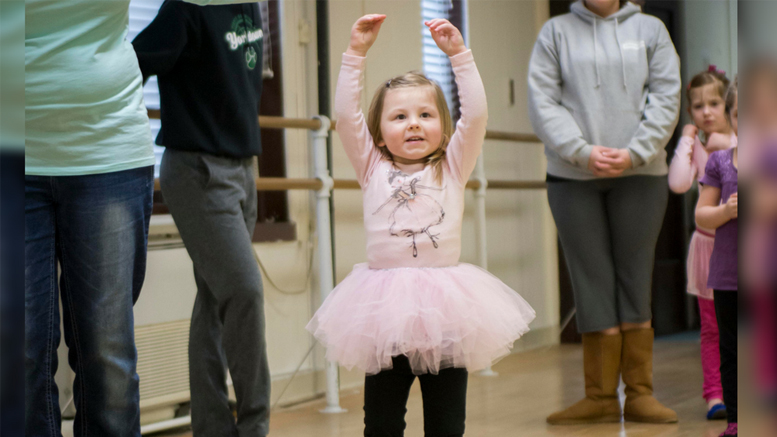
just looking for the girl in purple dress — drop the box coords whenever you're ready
[695,77,738,437]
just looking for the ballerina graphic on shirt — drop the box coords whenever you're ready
[373,168,445,258]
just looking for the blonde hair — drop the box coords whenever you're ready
[367,71,453,185]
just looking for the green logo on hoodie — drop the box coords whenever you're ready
[225,14,263,70]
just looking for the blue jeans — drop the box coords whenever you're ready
[25,166,153,437]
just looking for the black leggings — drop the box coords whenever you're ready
[546,175,668,332]
[363,355,468,437]
[714,290,738,423]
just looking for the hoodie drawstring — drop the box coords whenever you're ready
[615,18,626,88]
[593,19,600,88]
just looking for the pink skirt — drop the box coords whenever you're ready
[306,263,536,375]
[687,230,715,300]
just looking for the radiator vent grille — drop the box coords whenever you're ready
[136,319,190,402]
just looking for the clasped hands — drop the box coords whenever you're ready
[588,146,633,178]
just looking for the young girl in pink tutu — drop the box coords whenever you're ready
[306,14,535,436]
[667,67,736,420]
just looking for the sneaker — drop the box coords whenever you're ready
[706,403,727,420]
[719,423,737,437]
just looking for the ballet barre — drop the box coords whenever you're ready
[146,110,542,144]
[146,110,545,414]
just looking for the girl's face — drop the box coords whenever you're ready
[688,83,730,136]
[378,86,443,162]
[729,94,738,135]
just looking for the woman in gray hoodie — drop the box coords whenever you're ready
[528,0,681,425]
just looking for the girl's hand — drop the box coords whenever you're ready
[347,14,386,57]
[425,19,467,57]
[588,145,627,177]
[724,192,738,219]
[682,124,698,138]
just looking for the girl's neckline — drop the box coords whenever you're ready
[731,147,738,171]
[390,160,427,177]
[392,155,426,165]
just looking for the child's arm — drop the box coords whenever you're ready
[334,14,386,186]
[696,186,737,230]
[425,19,488,183]
[667,125,698,193]
[696,153,737,229]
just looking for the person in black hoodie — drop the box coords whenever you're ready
[133,2,270,436]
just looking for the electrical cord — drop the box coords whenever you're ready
[148,231,315,295]
[270,341,317,410]
[252,232,315,295]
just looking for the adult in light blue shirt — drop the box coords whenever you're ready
[24,1,256,436]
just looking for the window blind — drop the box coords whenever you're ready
[421,0,460,121]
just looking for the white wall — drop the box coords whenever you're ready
[467,0,557,330]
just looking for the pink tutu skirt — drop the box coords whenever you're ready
[687,230,715,300]
[306,263,536,375]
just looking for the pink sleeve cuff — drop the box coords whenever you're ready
[449,49,474,68]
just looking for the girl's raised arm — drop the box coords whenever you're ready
[334,15,385,187]
[425,19,488,183]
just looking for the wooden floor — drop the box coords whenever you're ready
[157,336,730,437]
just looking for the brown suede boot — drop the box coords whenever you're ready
[621,328,678,423]
[547,332,623,425]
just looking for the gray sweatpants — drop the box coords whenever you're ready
[160,149,270,437]
[547,175,668,333]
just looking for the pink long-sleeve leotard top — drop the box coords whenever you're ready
[334,50,488,269]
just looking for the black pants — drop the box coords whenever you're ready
[161,150,270,436]
[364,355,468,437]
[714,290,738,423]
